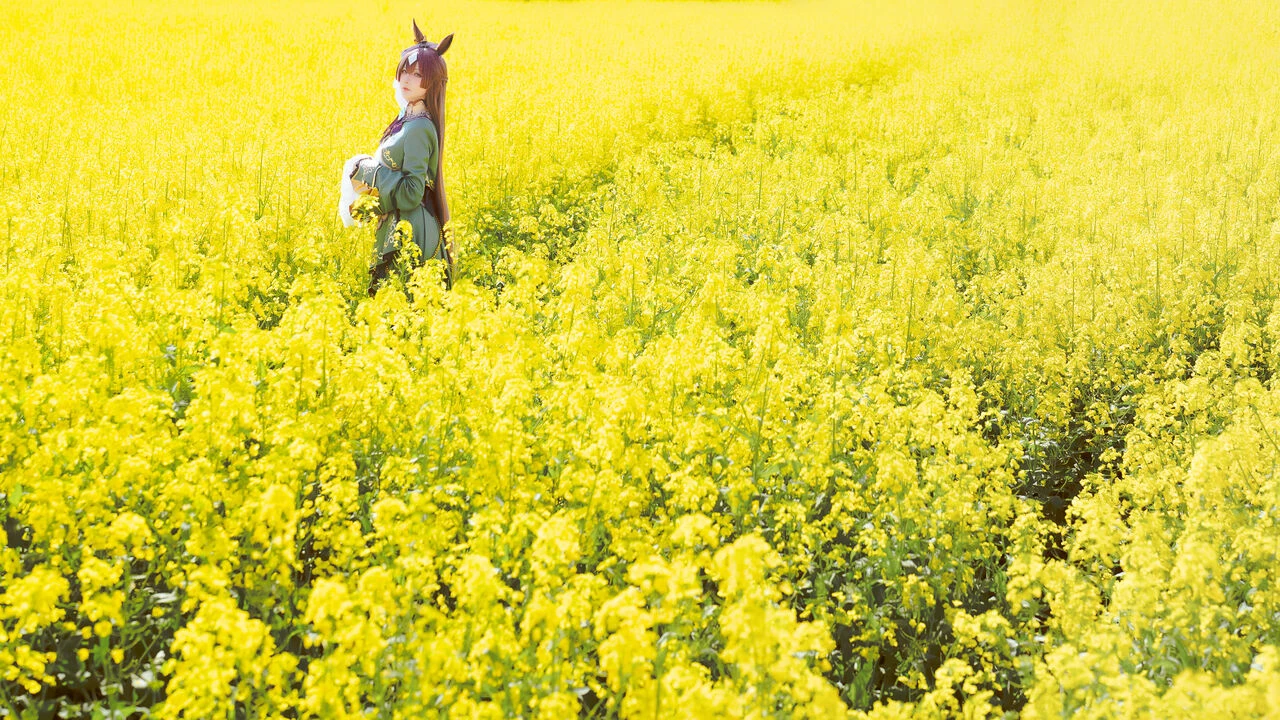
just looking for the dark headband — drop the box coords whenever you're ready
[403,19,453,58]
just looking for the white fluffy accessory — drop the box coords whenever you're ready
[338,154,373,227]
[337,81,408,227]
[393,77,408,111]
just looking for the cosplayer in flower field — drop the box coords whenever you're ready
[340,21,454,294]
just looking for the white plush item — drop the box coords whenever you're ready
[337,81,408,227]
[393,78,407,111]
[338,154,373,227]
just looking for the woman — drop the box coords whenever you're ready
[344,21,454,293]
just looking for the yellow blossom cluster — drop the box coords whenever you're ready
[3,0,1280,717]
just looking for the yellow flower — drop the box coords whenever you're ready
[349,192,382,225]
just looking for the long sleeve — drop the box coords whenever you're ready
[352,122,437,215]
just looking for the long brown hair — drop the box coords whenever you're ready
[380,38,450,230]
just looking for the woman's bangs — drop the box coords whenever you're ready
[397,50,423,79]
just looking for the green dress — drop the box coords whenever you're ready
[352,114,441,261]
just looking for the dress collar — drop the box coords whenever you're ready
[400,106,432,123]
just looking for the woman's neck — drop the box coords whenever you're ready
[404,101,430,120]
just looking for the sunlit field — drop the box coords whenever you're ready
[3,0,1280,717]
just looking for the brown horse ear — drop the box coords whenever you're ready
[412,19,425,44]
[435,33,453,55]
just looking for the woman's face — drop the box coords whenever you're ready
[399,66,427,105]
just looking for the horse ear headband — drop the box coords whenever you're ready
[404,20,453,62]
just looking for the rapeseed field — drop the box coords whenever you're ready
[3,0,1280,717]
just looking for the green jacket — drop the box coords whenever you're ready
[352,115,441,260]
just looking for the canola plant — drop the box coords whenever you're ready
[2,0,1280,717]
